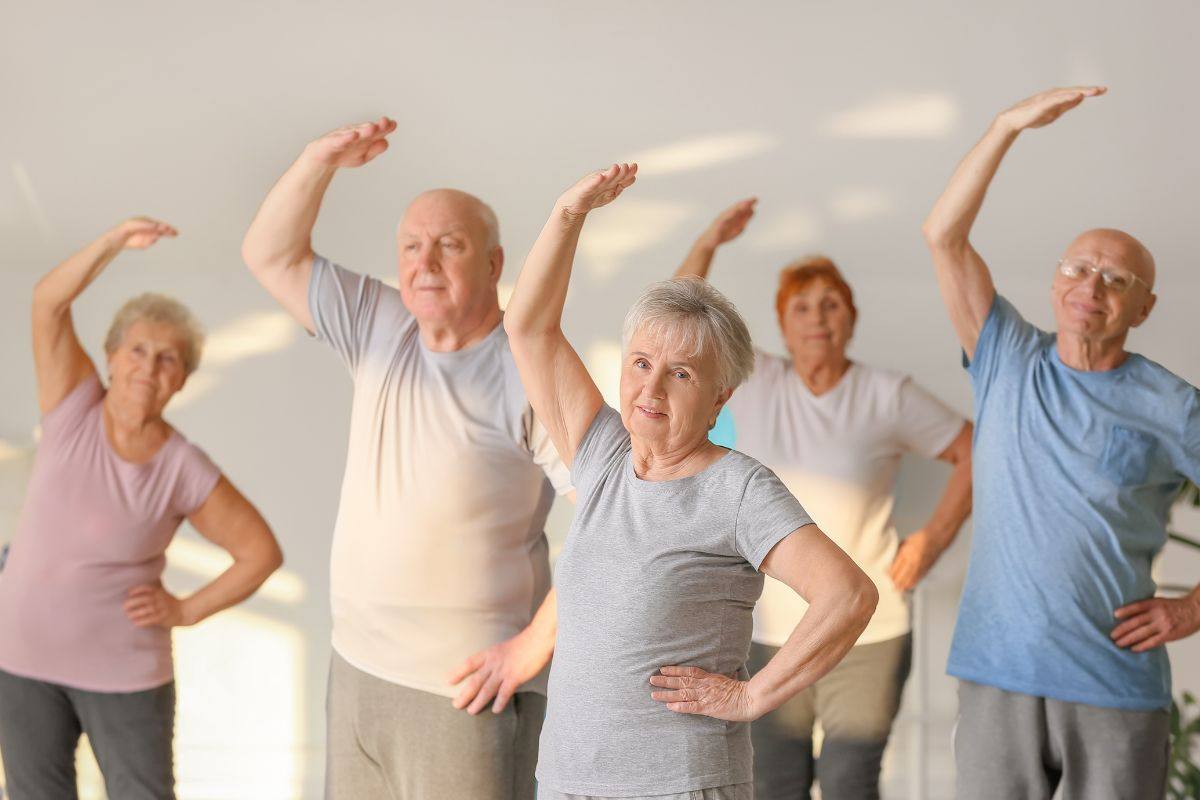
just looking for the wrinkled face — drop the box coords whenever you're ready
[1051,230,1156,341]
[106,319,189,415]
[619,326,731,452]
[779,280,855,361]
[396,191,502,328]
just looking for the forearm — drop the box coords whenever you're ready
[747,583,876,714]
[522,587,557,657]
[674,238,717,280]
[923,120,1018,248]
[33,230,125,315]
[179,543,282,626]
[242,149,337,272]
[504,207,586,337]
[921,457,973,550]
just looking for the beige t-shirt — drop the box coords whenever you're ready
[309,255,571,697]
[728,352,964,646]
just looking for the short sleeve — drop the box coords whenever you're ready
[174,443,222,517]
[895,377,967,459]
[733,465,815,569]
[308,253,396,374]
[964,294,1046,395]
[570,404,630,502]
[526,410,574,496]
[1177,388,1200,485]
[40,373,103,439]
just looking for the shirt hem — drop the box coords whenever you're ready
[947,665,1170,712]
[0,658,173,695]
[535,768,749,797]
[330,641,547,699]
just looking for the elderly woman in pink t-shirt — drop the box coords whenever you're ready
[0,218,283,799]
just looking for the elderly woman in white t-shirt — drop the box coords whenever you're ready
[506,165,879,800]
[676,200,973,800]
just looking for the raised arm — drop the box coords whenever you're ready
[649,525,877,721]
[32,218,177,413]
[503,163,637,467]
[674,198,757,280]
[921,86,1106,359]
[124,476,283,629]
[241,117,397,332]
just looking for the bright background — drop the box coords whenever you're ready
[2,1,1198,797]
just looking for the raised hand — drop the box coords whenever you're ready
[996,86,1106,134]
[556,163,638,220]
[649,665,759,722]
[113,217,178,250]
[303,116,397,169]
[699,198,757,250]
[124,584,192,628]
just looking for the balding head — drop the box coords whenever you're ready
[404,188,500,250]
[1064,228,1156,289]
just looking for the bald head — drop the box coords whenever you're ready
[1064,228,1156,289]
[404,188,500,250]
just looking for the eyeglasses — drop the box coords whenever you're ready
[1056,258,1149,294]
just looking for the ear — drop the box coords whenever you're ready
[711,386,734,419]
[1130,291,1157,328]
[489,246,505,284]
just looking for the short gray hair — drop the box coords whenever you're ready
[621,277,754,390]
[104,293,205,375]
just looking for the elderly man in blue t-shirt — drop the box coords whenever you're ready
[923,86,1200,799]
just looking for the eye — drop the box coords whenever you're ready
[1101,270,1130,290]
[403,242,419,253]
[634,358,649,370]
[673,370,690,380]
[441,238,463,251]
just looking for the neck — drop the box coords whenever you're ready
[419,304,503,352]
[1055,330,1128,371]
[103,393,165,440]
[630,433,723,481]
[791,351,851,395]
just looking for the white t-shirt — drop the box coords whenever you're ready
[309,255,572,697]
[728,352,964,646]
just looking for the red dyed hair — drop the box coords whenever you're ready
[775,255,857,326]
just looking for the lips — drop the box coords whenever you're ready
[635,405,667,419]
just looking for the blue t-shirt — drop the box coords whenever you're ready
[949,294,1200,711]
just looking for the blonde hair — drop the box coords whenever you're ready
[104,293,205,374]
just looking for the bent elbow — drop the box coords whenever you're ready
[851,575,879,624]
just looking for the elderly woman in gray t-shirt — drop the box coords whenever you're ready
[504,164,879,800]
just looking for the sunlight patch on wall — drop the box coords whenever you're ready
[824,93,959,139]
[585,340,623,409]
[744,207,823,253]
[829,187,894,222]
[578,199,692,281]
[12,161,54,241]
[204,310,298,367]
[627,132,778,176]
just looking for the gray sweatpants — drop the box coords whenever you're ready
[748,634,911,800]
[325,650,546,800]
[0,667,175,800]
[537,784,753,800]
[954,680,1169,800]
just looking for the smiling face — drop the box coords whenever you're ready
[778,279,856,363]
[396,189,503,331]
[619,325,731,454]
[1051,228,1157,342]
[105,319,189,417]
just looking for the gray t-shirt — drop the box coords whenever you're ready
[537,405,814,796]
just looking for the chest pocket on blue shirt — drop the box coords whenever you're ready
[1100,426,1158,486]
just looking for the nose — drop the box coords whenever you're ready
[416,242,440,273]
[1080,270,1105,297]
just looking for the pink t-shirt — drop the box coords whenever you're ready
[0,375,220,692]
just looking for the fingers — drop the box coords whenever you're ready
[447,652,485,686]
[1113,599,1154,619]
[466,673,503,715]
[492,680,517,714]
[1113,620,1159,649]
[451,670,487,710]
[657,665,703,678]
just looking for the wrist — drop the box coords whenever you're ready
[178,597,202,627]
[988,115,1021,140]
[744,676,774,720]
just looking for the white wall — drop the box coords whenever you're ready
[2,1,1198,797]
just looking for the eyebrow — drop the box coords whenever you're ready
[400,226,469,240]
[629,350,698,370]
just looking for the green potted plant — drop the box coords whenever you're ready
[1167,481,1200,800]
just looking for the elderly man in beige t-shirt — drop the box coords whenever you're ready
[242,118,571,800]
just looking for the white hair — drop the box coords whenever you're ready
[104,293,205,375]
[621,277,755,390]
